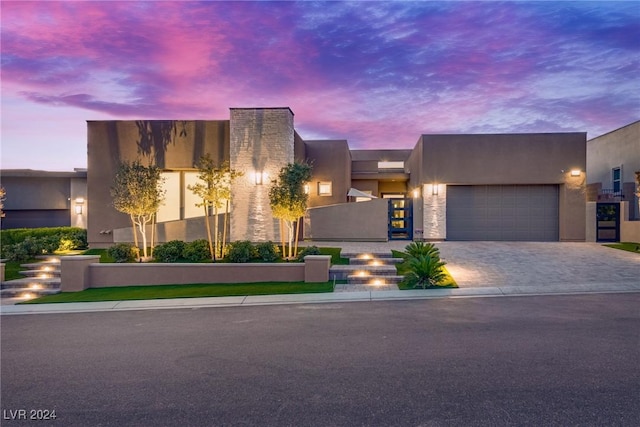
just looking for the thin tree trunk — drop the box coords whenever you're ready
[204,205,214,260]
[130,215,140,260]
[280,219,285,257]
[286,220,294,259]
[150,213,155,258]
[294,217,301,257]
[213,205,219,259]
[222,200,229,258]
[138,218,148,258]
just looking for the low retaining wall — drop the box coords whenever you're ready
[60,255,331,292]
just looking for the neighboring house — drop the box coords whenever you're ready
[85,107,587,247]
[0,169,87,229]
[586,120,640,242]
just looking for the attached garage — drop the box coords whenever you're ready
[446,185,559,241]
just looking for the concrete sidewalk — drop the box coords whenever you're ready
[2,281,639,315]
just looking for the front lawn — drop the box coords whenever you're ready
[21,281,334,304]
[603,242,640,254]
[3,259,37,281]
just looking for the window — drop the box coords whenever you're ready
[378,161,404,169]
[318,181,332,196]
[612,167,621,193]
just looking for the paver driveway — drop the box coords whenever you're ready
[437,242,640,288]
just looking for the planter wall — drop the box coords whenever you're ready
[60,255,330,292]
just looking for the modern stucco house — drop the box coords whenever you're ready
[80,107,587,247]
[1,107,593,245]
[586,120,640,242]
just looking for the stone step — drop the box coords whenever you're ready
[341,252,396,259]
[2,279,61,290]
[349,257,404,265]
[347,275,404,285]
[20,261,61,268]
[1,288,61,298]
[35,255,62,262]
[19,270,61,278]
[330,265,398,280]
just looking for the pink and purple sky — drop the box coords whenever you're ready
[1,1,639,171]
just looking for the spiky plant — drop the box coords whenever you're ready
[400,254,447,289]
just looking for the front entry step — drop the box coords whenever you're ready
[330,252,406,292]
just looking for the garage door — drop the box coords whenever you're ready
[446,185,559,241]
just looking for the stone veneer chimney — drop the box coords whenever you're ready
[229,108,295,242]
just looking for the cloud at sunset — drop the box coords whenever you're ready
[1,1,638,170]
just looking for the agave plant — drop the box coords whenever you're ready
[400,254,447,289]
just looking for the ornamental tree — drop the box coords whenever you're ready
[111,160,165,259]
[268,162,312,259]
[187,155,243,260]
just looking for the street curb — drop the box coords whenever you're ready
[1,283,639,315]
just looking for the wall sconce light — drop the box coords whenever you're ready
[412,188,420,198]
[254,171,265,185]
[74,197,85,215]
[432,183,439,196]
[570,169,581,177]
[304,183,310,194]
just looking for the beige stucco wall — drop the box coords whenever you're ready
[111,215,226,246]
[304,198,388,241]
[87,120,229,247]
[305,140,351,207]
[229,108,294,242]
[414,133,587,241]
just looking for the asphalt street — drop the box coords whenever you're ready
[2,293,639,426]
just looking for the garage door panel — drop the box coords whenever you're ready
[446,185,559,241]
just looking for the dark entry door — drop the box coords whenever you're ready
[596,203,620,242]
[388,198,413,240]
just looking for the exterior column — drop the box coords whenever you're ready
[423,183,447,240]
[229,108,295,242]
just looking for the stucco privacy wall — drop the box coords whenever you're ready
[230,108,294,242]
[416,133,587,241]
[304,198,388,241]
[87,120,229,247]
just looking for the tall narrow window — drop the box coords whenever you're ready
[612,167,621,193]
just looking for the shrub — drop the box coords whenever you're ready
[397,242,447,289]
[107,243,139,263]
[399,254,447,289]
[227,240,257,263]
[40,235,61,254]
[0,227,87,258]
[296,245,321,261]
[182,239,210,262]
[255,241,281,262]
[153,240,186,263]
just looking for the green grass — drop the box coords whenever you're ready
[317,247,349,265]
[82,248,115,263]
[3,259,38,280]
[603,242,640,254]
[21,281,334,304]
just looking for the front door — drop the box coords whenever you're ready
[596,203,620,242]
[387,197,413,240]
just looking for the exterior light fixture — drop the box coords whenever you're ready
[304,183,310,194]
[432,183,439,196]
[412,188,420,198]
[570,169,581,177]
[254,171,265,185]
[74,197,85,214]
